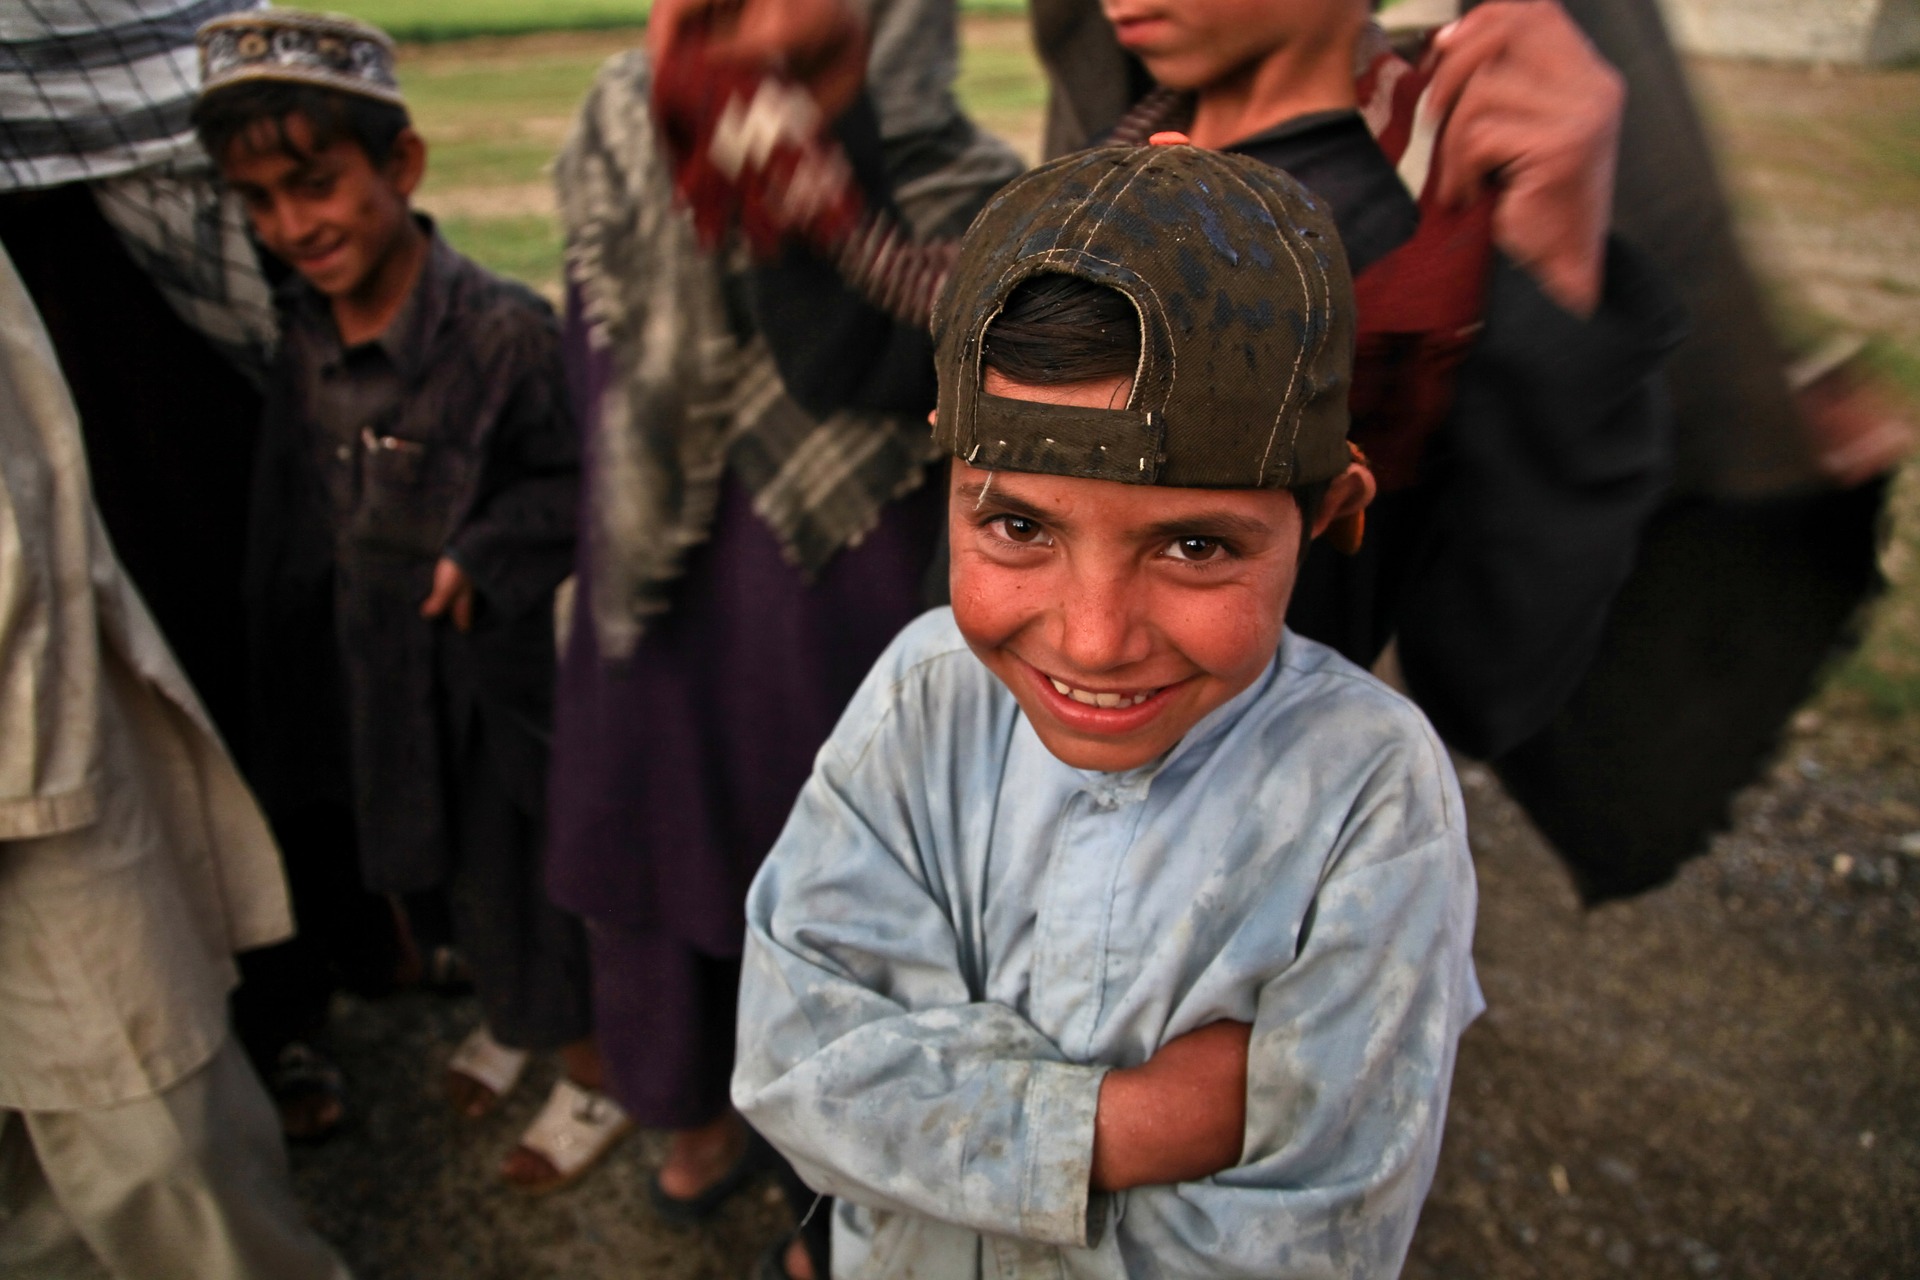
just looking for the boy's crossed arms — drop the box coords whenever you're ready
[734,614,1477,1275]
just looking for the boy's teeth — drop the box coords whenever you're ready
[1048,676,1153,708]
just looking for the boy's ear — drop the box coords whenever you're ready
[384,127,427,200]
[1311,458,1377,555]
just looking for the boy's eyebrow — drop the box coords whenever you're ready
[1136,511,1280,541]
[954,481,1054,522]
[957,480,1283,542]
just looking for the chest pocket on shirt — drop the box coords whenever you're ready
[353,428,450,555]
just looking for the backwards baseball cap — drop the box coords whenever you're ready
[933,141,1355,490]
[197,9,402,108]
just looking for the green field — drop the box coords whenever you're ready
[334,0,1028,42]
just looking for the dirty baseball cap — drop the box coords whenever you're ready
[197,9,403,108]
[932,141,1355,489]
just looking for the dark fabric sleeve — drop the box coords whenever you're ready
[1394,237,1688,759]
[445,318,580,622]
[745,93,939,419]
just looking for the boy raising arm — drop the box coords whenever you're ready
[734,144,1481,1277]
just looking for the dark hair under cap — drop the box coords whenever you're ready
[981,273,1144,387]
[194,79,411,168]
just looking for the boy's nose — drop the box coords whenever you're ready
[1055,568,1151,674]
[268,195,318,247]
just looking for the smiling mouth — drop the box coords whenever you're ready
[1046,675,1160,708]
[292,242,347,266]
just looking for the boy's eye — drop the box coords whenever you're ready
[986,515,1050,546]
[1163,536,1229,563]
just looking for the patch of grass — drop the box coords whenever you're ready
[423,136,563,190]
[439,214,564,292]
[405,51,617,119]
[336,0,1027,43]
[1860,109,1920,185]
[1865,336,1920,405]
[399,37,618,195]
[958,28,1049,115]
[424,136,565,192]
[337,0,649,41]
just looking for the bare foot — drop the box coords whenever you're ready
[783,1234,817,1280]
[656,1111,748,1200]
[501,1143,562,1189]
[280,1089,346,1141]
[272,1041,347,1143]
[444,1067,502,1119]
[559,1038,605,1092]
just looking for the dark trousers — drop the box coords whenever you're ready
[450,723,593,1050]
[233,802,405,1064]
[586,923,738,1128]
[588,922,831,1274]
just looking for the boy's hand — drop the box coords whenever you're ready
[420,556,475,632]
[647,0,868,119]
[1424,0,1623,318]
[1091,1019,1251,1192]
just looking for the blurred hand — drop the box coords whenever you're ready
[647,0,868,119]
[1091,1019,1251,1192]
[1424,0,1623,317]
[420,556,475,632]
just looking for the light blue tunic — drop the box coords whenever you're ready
[734,609,1482,1279]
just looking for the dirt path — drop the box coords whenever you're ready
[1410,741,1920,1279]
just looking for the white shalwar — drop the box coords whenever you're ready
[0,246,346,1280]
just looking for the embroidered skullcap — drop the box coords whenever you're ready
[197,9,403,108]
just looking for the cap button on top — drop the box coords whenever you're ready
[1148,131,1192,147]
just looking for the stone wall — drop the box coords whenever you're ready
[1655,0,1920,65]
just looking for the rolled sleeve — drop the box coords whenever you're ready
[1019,1058,1107,1247]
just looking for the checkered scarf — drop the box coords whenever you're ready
[1,0,278,382]
[555,5,1020,659]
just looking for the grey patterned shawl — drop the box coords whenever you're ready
[553,0,1022,659]
[2,0,278,381]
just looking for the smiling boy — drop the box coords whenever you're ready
[194,11,620,1187]
[734,142,1481,1278]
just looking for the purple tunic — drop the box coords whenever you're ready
[546,303,945,961]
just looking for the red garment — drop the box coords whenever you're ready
[1348,37,1495,492]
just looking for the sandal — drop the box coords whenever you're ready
[445,1024,529,1119]
[271,1040,348,1144]
[650,1136,759,1224]
[507,1078,634,1194]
